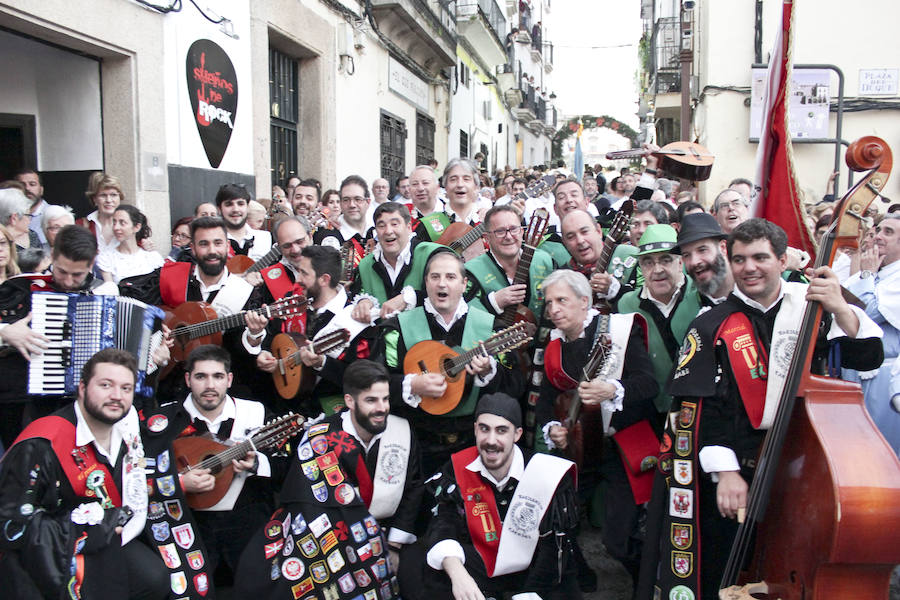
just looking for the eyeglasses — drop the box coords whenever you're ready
[638,255,676,269]
[172,232,191,242]
[341,196,367,205]
[488,226,522,238]
[717,199,747,211]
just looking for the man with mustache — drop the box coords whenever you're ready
[235,360,420,600]
[618,224,702,416]
[422,393,582,599]
[147,344,285,588]
[672,212,734,306]
[215,183,273,262]
[0,348,211,600]
[315,175,375,251]
[119,217,269,399]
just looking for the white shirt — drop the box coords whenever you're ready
[523,194,560,231]
[96,247,164,283]
[183,395,272,477]
[192,266,264,354]
[74,402,126,466]
[227,228,273,262]
[639,274,685,318]
[373,241,413,286]
[85,211,120,255]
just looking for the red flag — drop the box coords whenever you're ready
[751,0,814,255]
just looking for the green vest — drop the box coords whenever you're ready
[618,278,702,412]
[538,237,571,267]
[418,212,452,242]
[465,248,554,320]
[608,244,639,287]
[396,305,496,417]
[357,241,442,303]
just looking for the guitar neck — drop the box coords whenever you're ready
[498,244,537,326]
[245,246,283,275]
[177,305,271,341]
[450,223,486,252]
[187,419,298,472]
[593,236,618,275]
[445,329,527,377]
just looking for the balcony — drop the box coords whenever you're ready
[542,41,553,72]
[544,106,557,135]
[529,25,542,62]
[496,62,522,105]
[457,0,508,66]
[513,84,537,122]
[369,0,458,73]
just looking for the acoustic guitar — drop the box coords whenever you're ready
[226,244,283,275]
[173,412,305,509]
[605,141,715,181]
[591,200,633,312]
[338,239,375,288]
[554,320,617,468]
[270,328,352,400]
[436,174,556,260]
[163,294,307,376]
[404,321,535,415]
[496,207,551,329]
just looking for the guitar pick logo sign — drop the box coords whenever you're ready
[186,39,238,168]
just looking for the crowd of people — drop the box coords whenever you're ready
[0,148,898,600]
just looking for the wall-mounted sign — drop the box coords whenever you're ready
[749,67,830,141]
[388,57,428,112]
[186,39,238,168]
[859,69,899,96]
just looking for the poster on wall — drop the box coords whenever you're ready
[185,39,238,168]
[749,67,830,141]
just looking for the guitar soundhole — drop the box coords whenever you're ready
[204,453,223,474]
[441,357,456,379]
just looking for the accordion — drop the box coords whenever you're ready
[28,292,165,397]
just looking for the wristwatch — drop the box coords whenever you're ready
[860,270,874,279]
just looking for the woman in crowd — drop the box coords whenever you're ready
[319,188,342,228]
[97,204,163,283]
[0,188,39,252]
[167,216,192,262]
[77,172,123,254]
[0,224,21,283]
[41,204,75,250]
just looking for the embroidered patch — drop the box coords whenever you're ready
[673,459,693,485]
[675,431,692,457]
[672,551,693,578]
[159,543,181,569]
[669,585,695,600]
[335,483,355,505]
[187,550,205,570]
[308,423,330,437]
[309,513,332,537]
[164,499,183,520]
[320,530,339,554]
[310,560,329,583]
[298,442,314,460]
[264,540,284,559]
[323,465,344,486]
[671,523,693,550]
[301,460,320,481]
[291,577,314,598]
[678,402,697,428]
[312,481,328,502]
[157,475,176,497]
[311,436,329,455]
[170,571,187,595]
[147,414,168,432]
[156,451,170,473]
[282,534,295,556]
[292,512,307,535]
[364,515,379,536]
[267,267,283,280]
[299,534,319,558]
[193,572,209,596]
[326,549,346,573]
[369,536,383,557]
[151,522,171,541]
[148,501,165,520]
[669,488,693,519]
[353,568,372,587]
[266,520,283,540]
[350,521,366,543]
[173,523,195,549]
[338,572,356,593]
[282,557,304,581]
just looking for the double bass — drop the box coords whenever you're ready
[719,136,900,599]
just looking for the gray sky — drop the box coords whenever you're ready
[547,1,642,127]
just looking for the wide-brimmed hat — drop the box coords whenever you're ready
[636,224,678,256]
[672,212,727,254]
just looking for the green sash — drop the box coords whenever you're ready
[418,212,452,241]
[618,279,702,412]
[538,237,571,267]
[357,241,443,303]
[465,248,554,319]
[397,305,496,416]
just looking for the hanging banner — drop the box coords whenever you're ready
[186,39,238,168]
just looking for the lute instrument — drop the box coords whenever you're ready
[606,141,714,181]
[270,328,352,400]
[404,321,535,415]
[163,294,307,376]
[226,244,284,275]
[174,412,305,509]
[591,199,633,312]
[436,175,556,260]
[719,136,900,599]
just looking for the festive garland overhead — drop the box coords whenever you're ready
[551,115,639,159]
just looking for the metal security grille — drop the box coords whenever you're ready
[269,48,298,186]
[380,110,406,184]
[415,112,435,166]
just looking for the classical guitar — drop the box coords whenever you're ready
[173,412,305,509]
[163,294,307,374]
[592,199,633,312]
[496,207,551,328]
[404,321,535,415]
[227,244,283,275]
[436,174,556,260]
[270,328,352,400]
[605,141,715,181]
[554,319,616,469]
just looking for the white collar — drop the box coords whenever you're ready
[340,411,383,454]
[414,198,444,217]
[550,308,600,342]
[279,258,301,278]
[446,204,479,224]
[74,401,128,466]
[339,216,367,240]
[733,280,785,313]
[227,226,255,242]
[639,273,685,316]
[316,285,348,315]
[879,258,900,280]
[424,297,469,331]
[192,265,230,294]
[465,445,525,492]
[184,394,236,431]
[373,240,413,269]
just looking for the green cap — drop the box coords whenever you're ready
[636,224,678,256]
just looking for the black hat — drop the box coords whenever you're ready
[672,212,727,254]
[475,393,522,429]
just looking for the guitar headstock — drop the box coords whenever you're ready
[521,174,556,201]
[255,412,306,449]
[269,293,310,318]
[524,208,550,247]
[607,200,634,242]
[315,328,352,353]
[485,321,537,354]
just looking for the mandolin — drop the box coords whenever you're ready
[163,294,307,375]
[338,239,375,288]
[605,141,714,181]
[226,245,284,275]
[404,322,535,415]
[174,412,305,509]
[591,200,633,312]
[554,319,616,468]
[437,175,556,260]
[270,329,352,400]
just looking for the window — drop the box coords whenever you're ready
[458,60,470,88]
[380,110,406,185]
[415,112,435,166]
[459,130,469,158]
[269,48,298,186]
